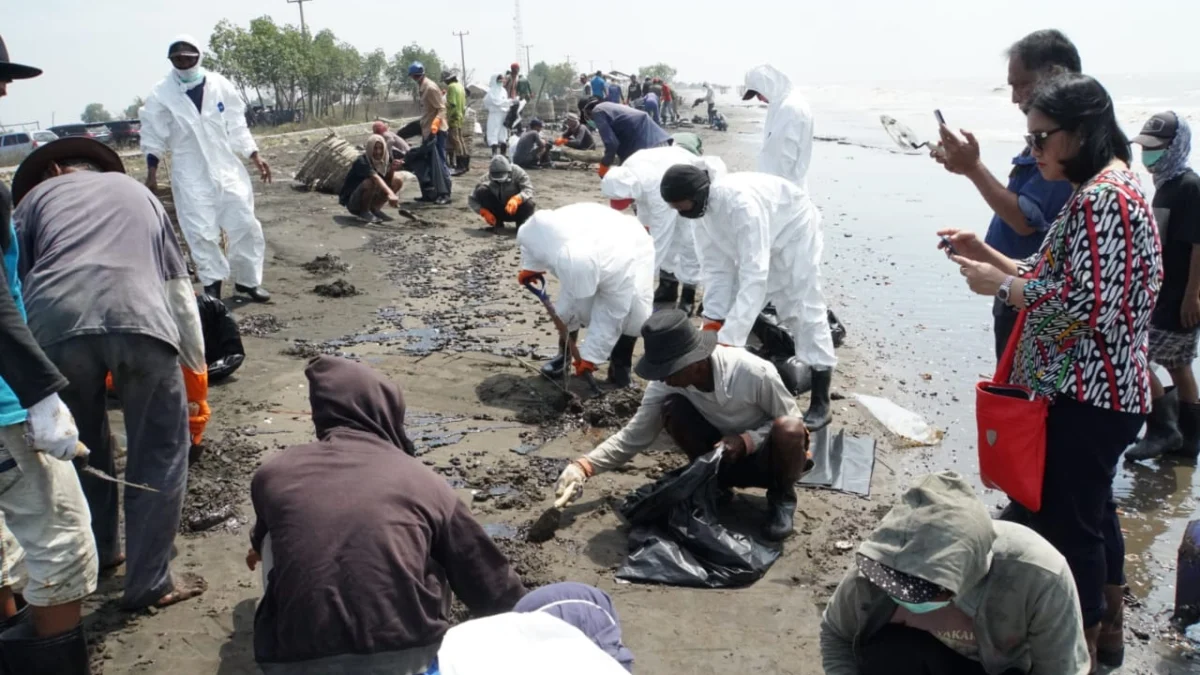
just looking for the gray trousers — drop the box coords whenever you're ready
[43,333,189,608]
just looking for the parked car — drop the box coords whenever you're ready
[0,129,59,166]
[86,124,112,144]
[105,120,140,148]
[48,123,113,145]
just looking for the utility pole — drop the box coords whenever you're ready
[522,44,533,72]
[513,0,524,67]
[452,30,469,85]
[286,0,312,36]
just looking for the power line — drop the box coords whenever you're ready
[286,0,313,36]
[452,31,469,85]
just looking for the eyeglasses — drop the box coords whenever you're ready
[1024,128,1064,151]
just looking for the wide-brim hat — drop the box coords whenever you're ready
[12,137,125,206]
[0,36,42,81]
[634,310,717,381]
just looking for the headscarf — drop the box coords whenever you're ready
[487,75,510,108]
[513,583,634,672]
[363,134,389,176]
[1150,114,1193,189]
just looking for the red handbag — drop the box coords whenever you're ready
[975,309,1049,512]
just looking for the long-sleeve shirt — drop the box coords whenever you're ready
[446,82,467,127]
[584,346,800,472]
[562,124,596,151]
[1012,169,1161,414]
[418,76,448,138]
[467,165,534,213]
[590,102,671,167]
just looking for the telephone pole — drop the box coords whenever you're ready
[452,30,469,84]
[286,0,313,36]
[522,44,533,72]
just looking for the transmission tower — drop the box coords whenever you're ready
[513,0,524,66]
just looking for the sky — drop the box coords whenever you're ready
[4,0,1200,128]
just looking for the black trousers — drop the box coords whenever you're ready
[471,186,536,226]
[859,626,1019,675]
[992,298,1019,362]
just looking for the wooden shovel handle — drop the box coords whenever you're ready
[554,481,580,509]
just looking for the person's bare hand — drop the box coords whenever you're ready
[718,434,748,463]
[951,255,1007,296]
[246,547,261,571]
[938,125,981,176]
[391,159,403,171]
[387,193,400,207]
[1183,296,1200,329]
[144,173,158,195]
[936,229,988,262]
[251,153,273,184]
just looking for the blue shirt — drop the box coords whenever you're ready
[606,83,622,103]
[590,76,607,98]
[984,150,1074,260]
[0,223,29,426]
[590,102,672,167]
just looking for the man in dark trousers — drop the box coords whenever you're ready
[467,156,536,231]
[247,356,526,673]
[581,98,671,179]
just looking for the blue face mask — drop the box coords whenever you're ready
[1142,149,1166,171]
[892,597,951,614]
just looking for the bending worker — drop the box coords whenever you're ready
[743,64,813,191]
[581,98,671,178]
[468,156,536,232]
[554,310,811,542]
[557,113,596,151]
[660,164,836,431]
[601,145,726,316]
[141,35,272,302]
[518,203,654,388]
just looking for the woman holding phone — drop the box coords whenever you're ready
[939,73,1161,671]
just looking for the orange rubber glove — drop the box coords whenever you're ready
[609,198,634,211]
[554,137,568,146]
[518,270,545,286]
[105,372,115,392]
[701,319,725,332]
[183,367,210,446]
[574,359,597,377]
[597,164,610,178]
[431,117,442,134]
[479,208,497,226]
[505,195,523,215]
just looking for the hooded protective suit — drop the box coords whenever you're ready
[744,64,813,192]
[693,172,835,369]
[600,147,726,285]
[140,35,265,288]
[484,76,512,147]
[820,472,1089,675]
[518,203,654,365]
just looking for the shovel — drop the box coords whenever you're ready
[523,279,603,396]
[526,481,580,543]
[73,442,160,493]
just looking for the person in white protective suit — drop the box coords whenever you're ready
[600,145,726,316]
[484,74,514,157]
[437,611,629,675]
[660,165,836,431]
[517,203,655,388]
[141,35,272,302]
[742,64,813,192]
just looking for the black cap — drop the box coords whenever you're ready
[168,41,201,58]
[0,35,42,81]
[12,137,126,206]
[1132,112,1179,150]
[742,89,759,101]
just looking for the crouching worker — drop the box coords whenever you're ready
[518,203,654,388]
[339,134,403,224]
[556,113,596,151]
[555,310,811,541]
[246,356,526,674]
[820,472,1090,675]
[468,156,535,231]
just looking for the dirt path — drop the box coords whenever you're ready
[82,110,1169,674]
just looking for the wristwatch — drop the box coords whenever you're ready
[997,275,1015,304]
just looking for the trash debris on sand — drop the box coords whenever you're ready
[280,340,332,359]
[853,394,943,446]
[238,313,287,337]
[301,253,351,275]
[181,431,264,534]
[313,278,360,298]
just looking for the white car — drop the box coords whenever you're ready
[0,129,58,166]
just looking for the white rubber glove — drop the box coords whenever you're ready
[554,462,588,503]
[26,393,86,461]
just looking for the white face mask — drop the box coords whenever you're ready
[175,65,205,84]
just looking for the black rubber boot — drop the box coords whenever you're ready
[0,619,91,675]
[1125,388,1184,461]
[764,484,797,541]
[1175,401,1200,459]
[803,367,833,431]
[678,285,697,317]
[607,335,637,388]
[203,281,221,299]
[0,604,30,675]
[234,284,271,302]
[540,331,578,378]
[653,275,679,304]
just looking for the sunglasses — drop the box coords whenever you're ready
[1024,128,1064,151]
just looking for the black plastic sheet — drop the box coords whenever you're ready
[615,449,780,588]
[799,428,876,496]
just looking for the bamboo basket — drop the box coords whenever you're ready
[293,132,360,195]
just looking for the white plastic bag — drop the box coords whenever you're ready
[853,394,943,447]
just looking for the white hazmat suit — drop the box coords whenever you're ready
[484,77,512,147]
[694,172,836,370]
[140,35,265,289]
[518,203,655,365]
[600,146,726,286]
[744,64,813,191]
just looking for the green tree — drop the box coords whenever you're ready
[393,44,446,97]
[81,103,113,123]
[123,96,145,120]
[639,63,678,84]
[529,61,577,99]
[207,19,254,104]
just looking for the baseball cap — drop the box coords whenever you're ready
[856,554,947,604]
[1132,112,1179,150]
[168,41,201,58]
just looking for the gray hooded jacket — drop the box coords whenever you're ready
[820,472,1089,675]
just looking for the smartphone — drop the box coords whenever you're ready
[939,235,958,257]
[934,109,946,126]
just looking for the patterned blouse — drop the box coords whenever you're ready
[1011,169,1163,414]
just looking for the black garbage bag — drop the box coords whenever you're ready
[749,306,847,394]
[401,141,451,201]
[615,449,781,588]
[196,293,245,382]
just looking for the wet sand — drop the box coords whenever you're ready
[73,104,1185,673]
